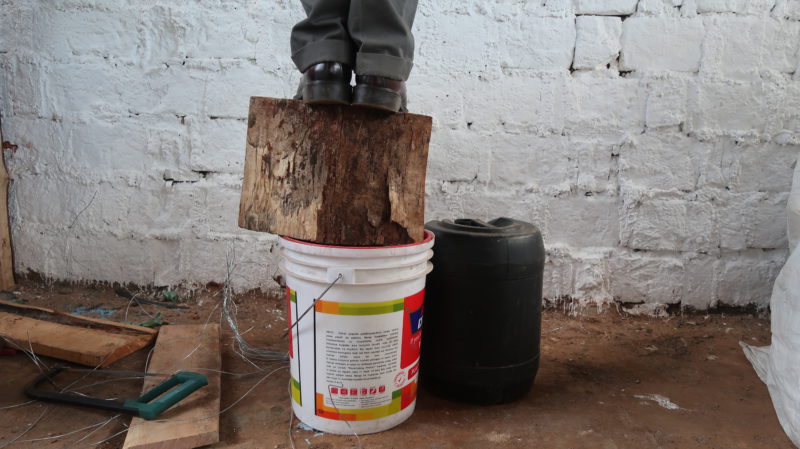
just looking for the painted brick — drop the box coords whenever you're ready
[573,253,613,302]
[488,135,575,196]
[572,136,619,194]
[542,246,577,300]
[574,0,638,15]
[618,132,701,192]
[637,0,684,16]
[696,0,775,14]
[547,196,621,248]
[687,79,770,137]
[426,129,490,183]
[644,75,689,128]
[566,72,647,133]
[737,142,798,193]
[190,175,249,236]
[188,117,247,174]
[30,6,141,61]
[620,18,705,72]
[774,0,800,20]
[609,251,685,303]
[573,16,622,70]
[413,10,501,78]
[498,18,576,71]
[702,17,800,78]
[750,193,790,249]
[619,192,717,252]
[717,192,757,251]
[462,73,568,135]
[42,60,208,118]
[0,54,46,117]
[715,250,786,306]
[0,2,33,54]
[203,61,288,119]
[408,75,466,131]
[716,191,789,251]
[682,253,719,309]
[697,137,797,194]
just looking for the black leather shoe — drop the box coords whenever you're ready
[295,62,352,105]
[352,75,407,113]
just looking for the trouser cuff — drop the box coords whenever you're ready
[355,52,413,81]
[292,40,355,72]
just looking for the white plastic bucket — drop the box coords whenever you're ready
[280,231,434,435]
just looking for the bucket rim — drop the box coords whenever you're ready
[280,261,433,286]
[280,230,434,250]
[280,248,433,271]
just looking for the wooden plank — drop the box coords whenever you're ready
[123,324,221,449]
[0,299,158,335]
[238,97,432,246]
[0,312,155,366]
[0,118,15,289]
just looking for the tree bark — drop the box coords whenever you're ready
[239,97,432,246]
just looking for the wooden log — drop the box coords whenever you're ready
[122,324,221,449]
[0,118,15,288]
[239,98,432,246]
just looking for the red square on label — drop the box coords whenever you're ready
[379,385,386,393]
[350,389,357,396]
[331,387,339,394]
[361,388,368,396]
[341,389,348,396]
[369,387,377,395]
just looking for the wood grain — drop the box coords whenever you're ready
[238,97,432,246]
[0,312,154,366]
[0,299,158,335]
[122,324,221,449]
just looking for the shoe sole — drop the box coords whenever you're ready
[302,81,351,105]
[351,84,402,113]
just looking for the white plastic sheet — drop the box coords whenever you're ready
[741,162,800,448]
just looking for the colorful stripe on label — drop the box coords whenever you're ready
[291,377,302,405]
[315,298,404,316]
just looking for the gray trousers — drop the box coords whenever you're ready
[290,0,418,81]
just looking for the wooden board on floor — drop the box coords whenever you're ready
[238,97,432,246]
[122,324,221,449]
[0,300,156,367]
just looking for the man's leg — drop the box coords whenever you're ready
[348,0,418,111]
[347,0,417,80]
[290,0,354,103]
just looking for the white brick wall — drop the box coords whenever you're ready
[574,16,622,70]
[1,0,799,310]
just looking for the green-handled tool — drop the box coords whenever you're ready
[25,366,208,420]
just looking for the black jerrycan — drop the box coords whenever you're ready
[421,217,545,404]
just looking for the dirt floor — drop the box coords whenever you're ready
[0,280,793,449]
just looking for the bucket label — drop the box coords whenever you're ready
[304,289,424,422]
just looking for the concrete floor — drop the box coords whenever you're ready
[0,281,792,449]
